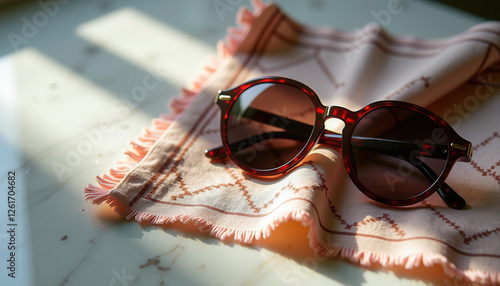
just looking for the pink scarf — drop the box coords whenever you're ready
[86,1,500,284]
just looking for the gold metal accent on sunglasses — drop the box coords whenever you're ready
[452,142,473,159]
[451,143,467,151]
[218,94,232,101]
[465,142,473,158]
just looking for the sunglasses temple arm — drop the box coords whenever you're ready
[217,107,445,160]
[205,131,310,160]
[321,131,449,159]
[234,107,448,160]
[205,107,465,208]
[409,157,466,209]
[322,131,466,209]
[205,107,313,160]
[205,146,227,160]
[207,129,442,168]
[436,182,466,209]
[205,131,466,209]
[225,108,445,159]
[206,119,446,163]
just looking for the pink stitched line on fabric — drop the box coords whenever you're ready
[273,16,500,60]
[144,195,500,259]
[145,106,219,201]
[313,48,345,89]
[327,199,406,237]
[255,45,344,89]
[384,76,431,100]
[473,132,500,151]
[129,6,284,207]
[283,16,500,51]
[144,6,287,203]
[275,30,500,60]
[308,159,407,238]
[171,183,236,201]
[256,51,316,72]
[424,202,500,245]
[147,152,500,255]
[470,160,500,184]
[128,102,216,207]
[470,132,500,184]
[165,160,327,214]
[472,44,493,77]
[225,167,261,213]
[467,66,500,86]
[304,24,500,49]
[229,6,284,86]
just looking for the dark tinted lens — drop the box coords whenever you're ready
[351,107,449,201]
[226,83,316,170]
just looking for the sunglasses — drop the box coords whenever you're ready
[205,77,472,209]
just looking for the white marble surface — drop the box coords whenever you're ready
[0,1,489,285]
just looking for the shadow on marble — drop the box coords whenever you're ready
[90,201,455,286]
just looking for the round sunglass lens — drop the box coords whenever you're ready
[350,106,449,202]
[225,82,317,171]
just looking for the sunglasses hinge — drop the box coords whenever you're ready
[217,93,233,101]
[218,94,232,101]
[216,90,232,103]
[451,142,473,161]
[450,143,467,151]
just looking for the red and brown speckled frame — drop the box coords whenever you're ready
[206,76,473,209]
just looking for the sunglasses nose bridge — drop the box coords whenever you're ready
[324,105,355,124]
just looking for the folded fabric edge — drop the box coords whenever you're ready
[83,0,269,203]
[86,187,499,285]
[309,233,499,285]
